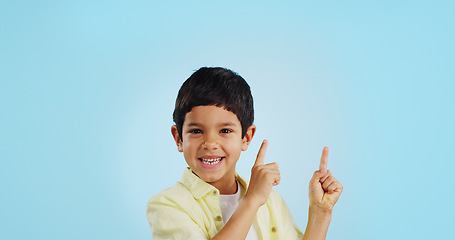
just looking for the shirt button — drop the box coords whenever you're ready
[215,215,222,221]
[212,190,217,195]
[271,227,277,233]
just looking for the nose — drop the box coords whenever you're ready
[202,133,218,150]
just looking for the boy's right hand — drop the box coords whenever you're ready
[244,140,280,207]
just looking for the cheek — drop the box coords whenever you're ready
[222,139,244,155]
[182,138,202,154]
[182,140,196,151]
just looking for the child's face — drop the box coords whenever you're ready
[172,105,255,191]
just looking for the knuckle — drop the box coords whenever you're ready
[257,167,267,175]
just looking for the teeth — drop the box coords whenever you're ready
[200,157,222,165]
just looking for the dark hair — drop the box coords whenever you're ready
[173,67,254,139]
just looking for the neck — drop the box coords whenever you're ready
[212,177,238,195]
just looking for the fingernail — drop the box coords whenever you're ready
[321,169,327,174]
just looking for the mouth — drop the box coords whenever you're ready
[198,157,224,166]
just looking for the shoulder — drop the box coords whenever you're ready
[146,183,199,229]
[146,183,210,239]
[147,182,193,209]
[267,188,286,205]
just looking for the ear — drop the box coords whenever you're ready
[241,125,256,151]
[171,125,183,152]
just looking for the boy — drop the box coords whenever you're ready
[146,67,343,239]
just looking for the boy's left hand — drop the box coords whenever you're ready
[308,147,343,213]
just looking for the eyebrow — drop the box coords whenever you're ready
[186,123,201,127]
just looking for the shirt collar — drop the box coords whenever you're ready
[180,167,249,199]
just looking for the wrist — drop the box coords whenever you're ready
[242,194,263,210]
[309,204,332,220]
[309,202,334,214]
[303,206,332,240]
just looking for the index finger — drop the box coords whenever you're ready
[319,146,329,170]
[254,140,268,166]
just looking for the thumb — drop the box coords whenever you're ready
[254,140,268,166]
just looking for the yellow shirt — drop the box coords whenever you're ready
[146,168,303,240]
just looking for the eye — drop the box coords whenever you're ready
[189,129,202,134]
[220,129,233,134]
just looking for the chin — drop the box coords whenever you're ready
[199,173,222,183]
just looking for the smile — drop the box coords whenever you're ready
[199,157,224,165]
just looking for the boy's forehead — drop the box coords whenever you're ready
[185,122,238,127]
[183,105,241,127]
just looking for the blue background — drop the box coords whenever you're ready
[1,1,454,239]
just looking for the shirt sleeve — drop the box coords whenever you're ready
[146,197,208,240]
[271,190,304,239]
